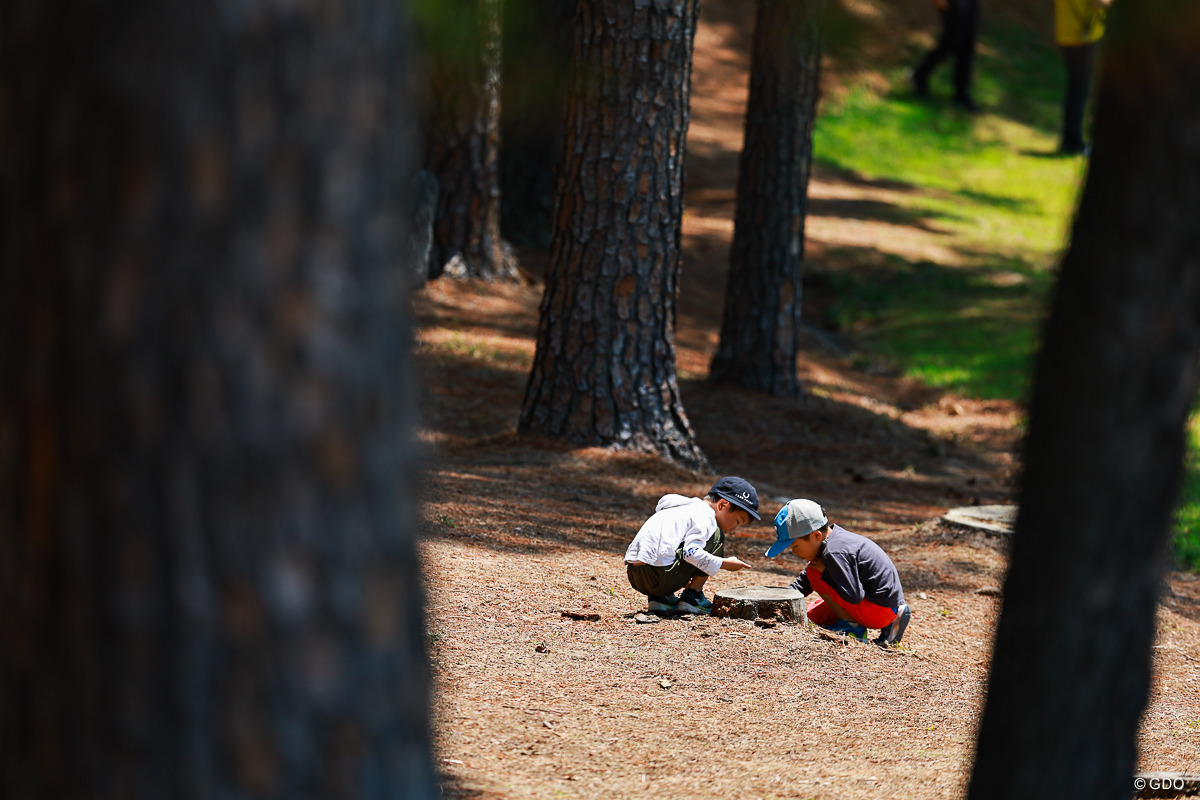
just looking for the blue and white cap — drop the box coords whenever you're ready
[709,476,761,520]
[765,499,828,557]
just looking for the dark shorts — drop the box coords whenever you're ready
[626,528,725,597]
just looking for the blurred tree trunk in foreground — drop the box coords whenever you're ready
[709,0,825,398]
[519,0,709,470]
[969,2,1200,799]
[422,0,518,280]
[0,2,433,798]
[499,0,576,252]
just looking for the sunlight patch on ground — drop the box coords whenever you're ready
[417,328,534,370]
[681,209,733,239]
[808,215,964,267]
[684,175,969,267]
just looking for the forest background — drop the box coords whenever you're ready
[417,0,1200,798]
[4,0,1197,798]
[417,0,1200,568]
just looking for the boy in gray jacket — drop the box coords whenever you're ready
[766,498,911,646]
[624,477,758,614]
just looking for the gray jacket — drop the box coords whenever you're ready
[789,525,905,609]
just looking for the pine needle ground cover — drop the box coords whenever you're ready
[416,276,1200,800]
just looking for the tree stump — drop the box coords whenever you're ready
[711,586,806,624]
[942,504,1017,535]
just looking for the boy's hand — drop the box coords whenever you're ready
[722,556,751,571]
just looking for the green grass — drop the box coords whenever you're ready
[817,89,1083,256]
[1173,419,1200,570]
[811,76,1082,398]
[813,250,1055,399]
[809,20,1200,570]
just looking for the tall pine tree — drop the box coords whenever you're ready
[710,0,825,398]
[519,0,708,469]
[970,2,1200,798]
[0,2,432,796]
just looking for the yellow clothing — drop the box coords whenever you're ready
[1055,0,1107,46]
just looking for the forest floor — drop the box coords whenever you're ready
[415,1,1200,797]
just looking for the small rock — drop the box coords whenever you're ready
[678,613,695,621]
[634,613,660,624]
[918,592,928,600]
[658,679,672,689]
[975,586,1002,597]
[535,643,549,653]
[755,619,777,629]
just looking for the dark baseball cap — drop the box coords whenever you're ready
[709,476,761,520]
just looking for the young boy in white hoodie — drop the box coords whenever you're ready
[623,477,758,615]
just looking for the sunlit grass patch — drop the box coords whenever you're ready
[1173,416,1200,571]
[807,23,1200,569]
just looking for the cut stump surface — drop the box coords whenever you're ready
[942,504,1017,534]
[712,586,806,624]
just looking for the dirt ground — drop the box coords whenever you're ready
[415,2,1200,797]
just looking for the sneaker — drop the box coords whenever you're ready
[677,588,712,615]
[647,594,679,614]
[875,603,911,647]
[824,619,867,640]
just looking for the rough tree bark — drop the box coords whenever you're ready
[423,0,518,280]
[709,0,825,398]
[968,3,1200,799]
[518,0,709,469]
[0,2,433,798]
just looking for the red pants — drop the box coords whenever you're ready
[805,566,898,630]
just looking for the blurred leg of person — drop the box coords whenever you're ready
[951,0,980,110]
[1060,41,1097,154]
[913,3,955,96]
[913,0,979,111]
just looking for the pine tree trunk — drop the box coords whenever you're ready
[709,0,824,398]
[969,4,1200,798]
[425,0,518,281]
[518,0,708,470]
[0,2,433,797]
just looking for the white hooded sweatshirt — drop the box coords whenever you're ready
[623,494,723,576]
